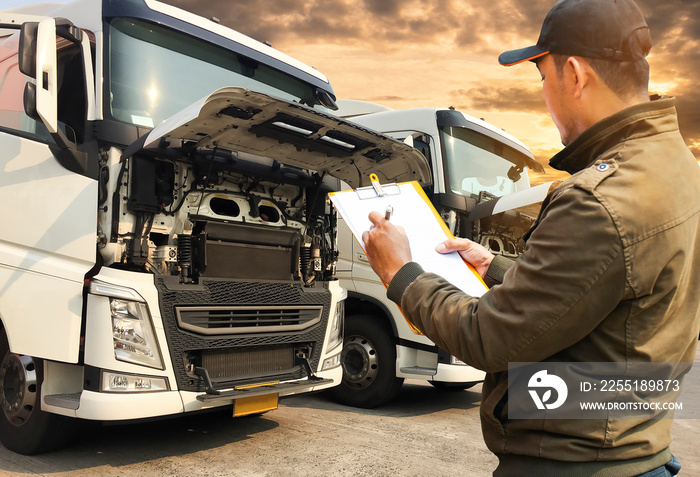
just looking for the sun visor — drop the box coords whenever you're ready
[121,87,431,189]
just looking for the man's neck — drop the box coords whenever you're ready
[578,90,650,140]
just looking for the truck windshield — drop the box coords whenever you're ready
[440,126,531,198]
[108,18,331,128]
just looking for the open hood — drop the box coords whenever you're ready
[122,87,431,189]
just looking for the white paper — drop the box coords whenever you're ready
[330,182,487,297]
[492,181,554,214]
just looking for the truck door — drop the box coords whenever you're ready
[0,20,97,362]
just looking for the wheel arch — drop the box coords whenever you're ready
[0,313,9,350]
[345,292,398,338]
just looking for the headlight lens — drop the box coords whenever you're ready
[110,298,163,369]
[102,371,169,393]
[327,299,344,352]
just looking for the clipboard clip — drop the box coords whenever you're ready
[369,173,386,197]
[353,173,400,200]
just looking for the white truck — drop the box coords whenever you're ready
[329,101,544,407]
[0,1,430,454]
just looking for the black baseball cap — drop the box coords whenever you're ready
[498,0,650,66]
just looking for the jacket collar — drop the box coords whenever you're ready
[549,97,679,174]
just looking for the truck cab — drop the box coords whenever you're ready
[330,102,543,407]
[0,1,430,453]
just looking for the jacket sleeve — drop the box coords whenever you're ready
[396,186,626,372]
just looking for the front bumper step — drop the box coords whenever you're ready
[195,378,333,403]
[193,355,329,403]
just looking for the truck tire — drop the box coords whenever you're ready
[327,314,403,408]
[0,329,77,455]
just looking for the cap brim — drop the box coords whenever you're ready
[498,45,549,66]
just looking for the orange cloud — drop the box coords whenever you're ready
[165,0,700,162]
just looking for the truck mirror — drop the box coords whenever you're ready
[18,22,38,77]
[34,18,59,133]
[315,88,338,111]
[23,82,40,121]
[16,15,94,177]
[507,165,522,182]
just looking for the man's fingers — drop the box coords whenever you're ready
[436,238,475,254]
[368,210,385,226]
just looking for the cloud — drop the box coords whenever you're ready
[164,0,700,158]
[361,0,401,16]
[451,86,547,115]
[368,95,405,102]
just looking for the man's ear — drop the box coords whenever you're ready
[567,57,591,99]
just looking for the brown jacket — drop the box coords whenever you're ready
[387,98,700,476]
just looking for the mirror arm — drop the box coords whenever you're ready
[48,128,90,176]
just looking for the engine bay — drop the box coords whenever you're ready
[99,146,338,287]
[95,88,432,287]
[471,190,536,259]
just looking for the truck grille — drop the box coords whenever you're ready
[202,346,295,380]
[176,305,323,335]
[155,277,330,392]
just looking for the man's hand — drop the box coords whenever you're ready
[361,210,411,285]
[435,238,495,278]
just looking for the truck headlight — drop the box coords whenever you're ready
[90,279,164,370]
[101,371,169,393]
[109,298,163,369]
[327,299,344,352]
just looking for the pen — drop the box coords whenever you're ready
[385,205,393,221]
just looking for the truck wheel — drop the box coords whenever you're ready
[327,314,403,408]
[0,330,77,455]
[429,381,478,391]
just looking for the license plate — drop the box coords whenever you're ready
[233,393,279,417]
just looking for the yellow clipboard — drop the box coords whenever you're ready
[329,177,488,335]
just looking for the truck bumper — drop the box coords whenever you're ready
[57,366,342,421]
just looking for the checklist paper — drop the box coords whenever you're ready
[329,181,488,298]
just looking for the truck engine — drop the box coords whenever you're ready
[469,191,537,259]
[103,147,337,287]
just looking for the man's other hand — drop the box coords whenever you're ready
[436,238,495,278]
[361,210,411,285]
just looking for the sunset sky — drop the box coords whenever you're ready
[8,0,697,184]
[164,0,699,185]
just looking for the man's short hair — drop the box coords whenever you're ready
[552,28,651,99]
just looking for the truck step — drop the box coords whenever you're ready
[44,393,81,410]
[196,378,333,403]
[399,366,436,376]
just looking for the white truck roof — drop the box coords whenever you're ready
[1,0,330,85]
[336,101,533,158]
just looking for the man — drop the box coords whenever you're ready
[361,0,700,475]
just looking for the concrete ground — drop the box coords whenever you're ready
[0,374,698,476]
